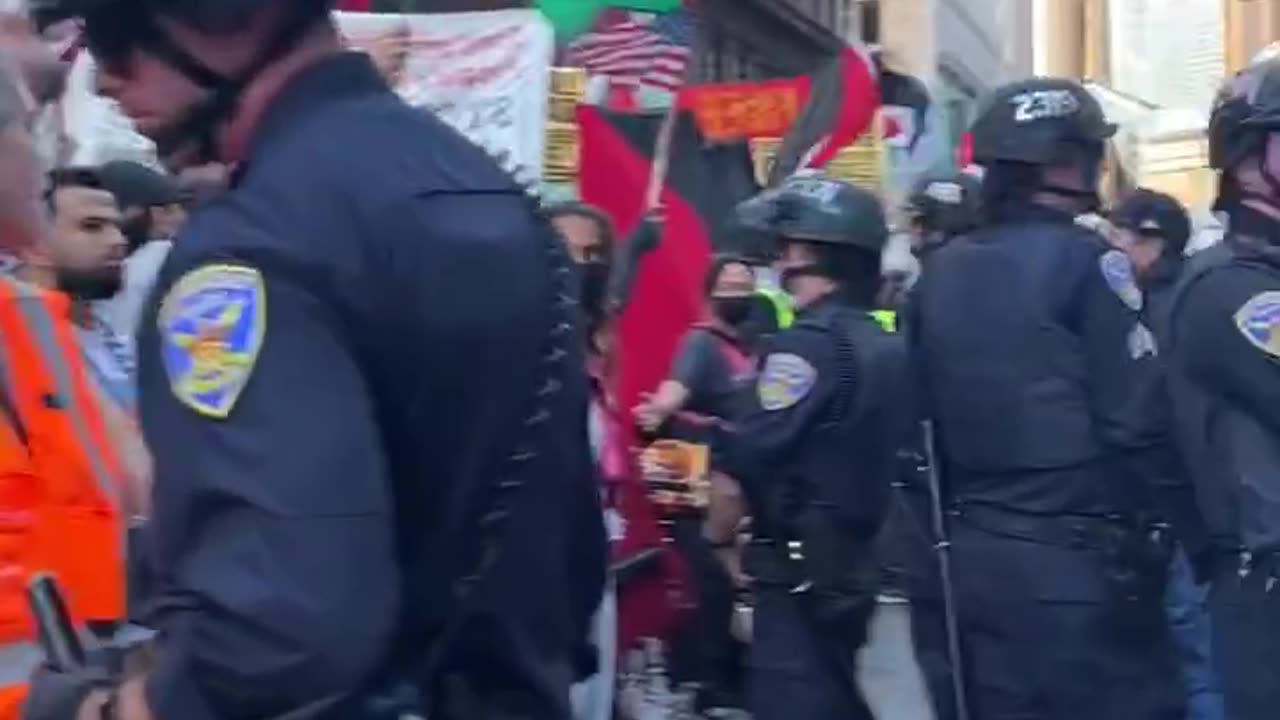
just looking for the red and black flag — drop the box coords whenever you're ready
[766,45,880,185]
[576,104,757,416]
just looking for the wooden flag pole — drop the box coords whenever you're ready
[644,100,680,211]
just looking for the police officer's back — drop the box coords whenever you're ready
[21,2,604,719]
[1164,58,1280,719]
[718,174,910,720]
[910,78,1184,719]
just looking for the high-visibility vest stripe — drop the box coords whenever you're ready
[869,309,897,333]
[0,331,26,449]
[0,640,41,685]
[2,278,122,510]
[0,276,126,639]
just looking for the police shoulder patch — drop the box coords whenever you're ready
[158,263,266,419]
[1099,250,1143,311]
[1233,290,1280,359]
[757,352,817,411]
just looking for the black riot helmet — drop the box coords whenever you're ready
[906,172,982,236]
[726,186,785,263]
[32,0,335,161]
[1208,58,1280,214]
[1209,58,1280,171]
[970,77,1116,166]
[770,173,888,252]
[970,78,1116,215]
[738,173,888,306]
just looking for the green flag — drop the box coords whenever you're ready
[608,0,683,11]
[536,0,607,38]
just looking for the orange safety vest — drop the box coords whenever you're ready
[0,275,127,715]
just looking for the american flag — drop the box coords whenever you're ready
[565,9,694,93]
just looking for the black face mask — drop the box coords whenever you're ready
[55,265,122,301]
[712,295,754,325]
[577,261,611,315]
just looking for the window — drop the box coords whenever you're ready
[858,0,880,45]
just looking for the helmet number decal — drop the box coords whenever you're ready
[1010,89,1081,123]
[924,181,962,204]
[787,178,840,206]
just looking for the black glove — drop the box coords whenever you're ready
[23,663,112,720]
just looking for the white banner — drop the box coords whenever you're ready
[61,9,554,187]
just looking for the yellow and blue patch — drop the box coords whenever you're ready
[1234,290,1280,359]
[1099,250,1143,311]
[757,352,817,411]
[158,264,266,419]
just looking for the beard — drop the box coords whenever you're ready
[55,265,122,301]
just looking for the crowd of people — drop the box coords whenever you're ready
[0,1,1279,720]
[554,72,1280,720]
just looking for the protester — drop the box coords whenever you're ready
[14,165,151,511]
[571,233,619,720]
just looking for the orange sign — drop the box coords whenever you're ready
[679,78,812,141]
[640,440,711,511]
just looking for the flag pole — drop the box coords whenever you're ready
[644,3,699,210]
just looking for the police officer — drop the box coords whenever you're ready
[1109,189,1224,720]
[1163,58,1280,720]
[908,77,1185,719]
[716,173,910,720]
[905,172,982,260]
[23,1,605,719]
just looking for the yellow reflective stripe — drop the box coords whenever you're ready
[0,639,42,685]
[869,310,897,333]
[0,278,119,510]
[756,288,795,329]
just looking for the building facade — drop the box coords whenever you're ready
[692,0,854,83]
[1224,0,1280,72]
[1030,0,1236,215]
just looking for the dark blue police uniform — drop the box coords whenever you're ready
[719,297,910,720]
[134,53,605,720]
[909,203,1185,720]
[1160,243,1241,564]
[1167,210,1280,720]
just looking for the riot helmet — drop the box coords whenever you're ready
[906,172,982,244]
[970,77,1116,214]
[745,173,888,308]
[726,186,785,264]
[32,0,335,162]
[770,172,888,252]
[1208,58,1280,214]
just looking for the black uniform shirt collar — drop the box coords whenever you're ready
[1226,204,1280,268]
[233,52,391,183]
